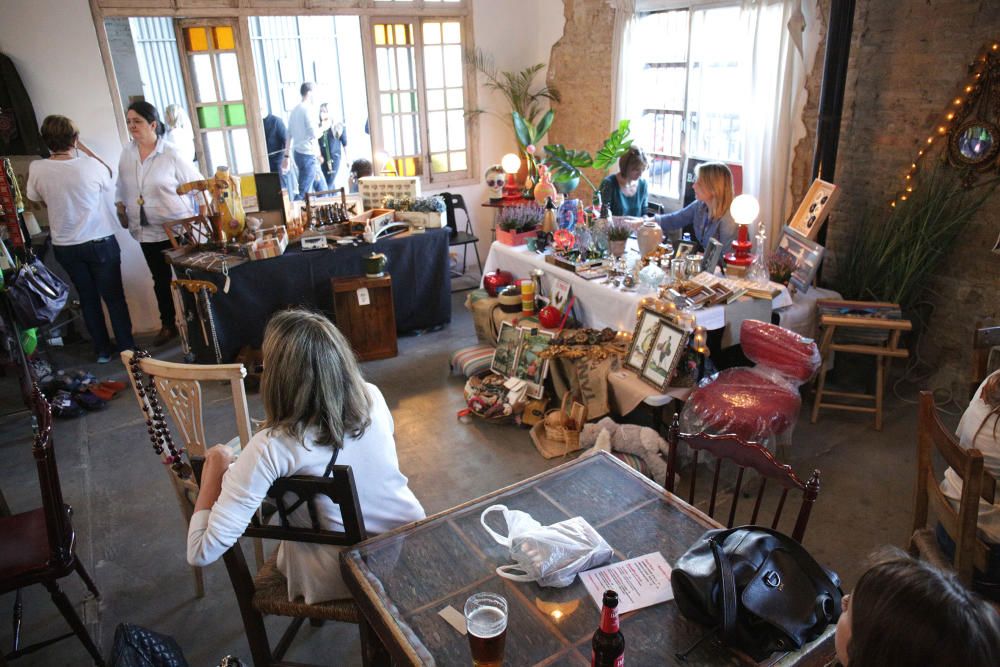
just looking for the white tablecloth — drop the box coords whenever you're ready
[483,242,792,333]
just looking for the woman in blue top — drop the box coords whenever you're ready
[654,161,738,250]
[599,146,648,217]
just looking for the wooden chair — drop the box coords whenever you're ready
[120,349,258,598]
[666,415,821,542]
[811,299,912,431]
[972,323,1000,398]
[0,388,104,666]
[441,191,483,289]
[909,391,995,587]
[215,468,388,667]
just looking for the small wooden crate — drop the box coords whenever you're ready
[331,275,398,361]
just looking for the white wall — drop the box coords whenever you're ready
[0,0,566,330]
[1,0,161,332]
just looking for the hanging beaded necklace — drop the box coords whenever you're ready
[128,349,193,480]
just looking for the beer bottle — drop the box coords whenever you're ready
[592,590,624,666]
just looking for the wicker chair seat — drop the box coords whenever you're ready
[252,553,359,623]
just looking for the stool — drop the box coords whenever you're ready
[811,300,912,431]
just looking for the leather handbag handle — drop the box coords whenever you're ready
[710,536,738,641]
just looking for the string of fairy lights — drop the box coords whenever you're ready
[890,41,999,208]
[616,297,709,356]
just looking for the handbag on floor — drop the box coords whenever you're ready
[7,256,69,328]
[109,623,188,667]
[671,526,842,661]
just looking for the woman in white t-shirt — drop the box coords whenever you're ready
[116,101,202,346]
[187,308,425,603]
[937,370,1000,599]
[26,115,134,362]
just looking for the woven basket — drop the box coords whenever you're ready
[543,393,573,442]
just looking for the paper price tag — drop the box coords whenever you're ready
[438,605,467,635]
[357,287,370,306]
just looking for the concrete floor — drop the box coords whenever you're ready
[0,291,941,666]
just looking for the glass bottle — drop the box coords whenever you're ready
[592,590,625,667]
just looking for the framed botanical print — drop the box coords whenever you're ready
[491,322,522,377]
[640,318,689,391]
[626,308,662,373]
[788,178,839,241]
[513,327,555,399]
[777,226,825,294]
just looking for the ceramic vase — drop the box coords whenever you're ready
[637,220,663,256]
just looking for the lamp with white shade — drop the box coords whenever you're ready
[724,194,759,272]
[501,152,522,201]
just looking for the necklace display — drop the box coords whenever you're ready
[128,350,193,480]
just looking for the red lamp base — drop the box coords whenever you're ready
[724,225,754,266]
[502,173,521,201]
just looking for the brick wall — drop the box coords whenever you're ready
[830,0,1000,396]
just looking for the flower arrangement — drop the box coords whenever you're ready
[382,195,446,213]
[606,218,632,242]
[768,247,797,285]
[496,203,544,232]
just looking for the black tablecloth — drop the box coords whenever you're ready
[176,228,451,362]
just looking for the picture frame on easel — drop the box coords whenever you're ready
[788,178,839,241]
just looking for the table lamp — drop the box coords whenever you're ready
[501,152,522,201]
[725,194,759,268]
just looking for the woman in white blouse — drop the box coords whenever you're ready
[187,309,425,604]
[115,101,202,346]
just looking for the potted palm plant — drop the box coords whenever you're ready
[542,120,634,200]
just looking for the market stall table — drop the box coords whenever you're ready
[341,452,835,666]
[170,228,451,363]
[483,242,792,333]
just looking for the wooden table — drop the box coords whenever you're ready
[341,452,835,666]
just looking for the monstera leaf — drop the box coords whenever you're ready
[542,144,593,181]
[592,120,633,171]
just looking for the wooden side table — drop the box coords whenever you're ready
[331,275,398,361]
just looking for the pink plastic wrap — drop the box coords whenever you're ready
[680,321,820,444]
[740,320,821,383]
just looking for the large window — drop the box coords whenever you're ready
[629,4,747,203]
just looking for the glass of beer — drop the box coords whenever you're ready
[464,592,508,667]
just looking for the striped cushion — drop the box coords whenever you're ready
[450,344,495,378]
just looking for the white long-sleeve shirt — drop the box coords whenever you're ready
[116,138,202,243]
[941,370,1000,543]
[187,383,425,603]
[287,102,321,157]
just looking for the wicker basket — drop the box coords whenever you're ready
[543,393,588,446]
[543,393,572,442]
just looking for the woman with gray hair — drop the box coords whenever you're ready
[599,145,649,217]
[186,308,425,603]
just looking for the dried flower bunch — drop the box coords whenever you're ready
[768,247,797,285]
[382,195,446,213]
[606,218,632,241]
[496,203,545,232]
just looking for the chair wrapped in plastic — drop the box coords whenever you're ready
[681,320,820,447]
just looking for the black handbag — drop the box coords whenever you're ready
[670,526,842,661]
[109,623,188,667]
[7,256,68,328]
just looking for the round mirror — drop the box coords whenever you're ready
[957,125,994,161]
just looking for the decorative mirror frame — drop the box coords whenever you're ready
[944,45,1000,183]
[948,119,1000,168]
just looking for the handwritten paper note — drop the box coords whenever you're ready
[579,552,674,614]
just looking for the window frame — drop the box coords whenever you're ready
[630,1,744,209]
[90,0,479,188]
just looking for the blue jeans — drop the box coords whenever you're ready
[935,523,1000,600]
[53,236,135,354]
[293,152,321,201]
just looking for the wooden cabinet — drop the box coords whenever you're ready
[331,275,397,361]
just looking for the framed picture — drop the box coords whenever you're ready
[788,178,839,241]
[550,278,572,312]
[513,328,555,399]
[702,237,723,274]
[640,318,689,391]
[777,226,825,293]
[625,308,662,373]
[491,322,521,377]
[675,241,695,260]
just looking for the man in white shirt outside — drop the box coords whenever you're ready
[282,82,328,201]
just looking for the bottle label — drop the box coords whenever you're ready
[590,651,624,667]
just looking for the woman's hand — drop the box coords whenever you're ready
[115,202,129,229]
[193,444,235,513]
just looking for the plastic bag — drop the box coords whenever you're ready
[480,504,612,588]
[680,320,820,444]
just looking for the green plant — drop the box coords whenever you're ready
[835,166,997,312]
[542,120,634,192]
[465,49,560,132]
[496,203,544,232]
[382,195,445,213]
[768,248,797,285]
[607,218,632,241]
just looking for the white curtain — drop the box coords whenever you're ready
[740,0,822,245]
[608,0,639,127]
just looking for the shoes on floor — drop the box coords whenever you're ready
[51,390,83,419]
[97,352,113,364]
[152,327,178,347]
